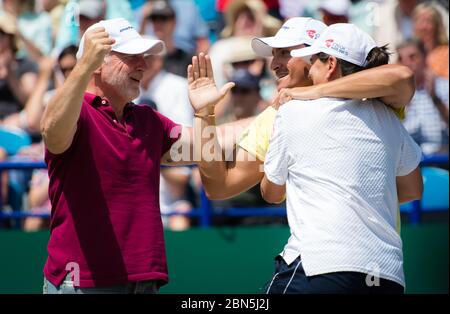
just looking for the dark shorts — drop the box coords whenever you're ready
[263,256,404,294]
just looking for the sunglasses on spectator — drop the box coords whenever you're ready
[148,15,174,22]
[231,87,256,95]
[231,60,255,68]
[59,66,75,77]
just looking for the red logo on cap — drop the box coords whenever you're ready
[325,39,334,48]
[306,29,316,39]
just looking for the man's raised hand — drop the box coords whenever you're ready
[188,53,234,114]
[78,28,115,73]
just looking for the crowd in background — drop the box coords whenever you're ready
[0,0,448,231]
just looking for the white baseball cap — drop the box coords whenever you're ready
[76,18,165,59]
[251,17,326,57]
[291,23,377,67]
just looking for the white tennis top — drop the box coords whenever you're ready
[264,98,422,287]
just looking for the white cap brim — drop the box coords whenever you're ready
[290,46,322,64]
[252,37,307,57]
[114,37,165,55]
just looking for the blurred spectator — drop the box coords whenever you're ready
[40,0,68,45]
[374,0,449,62]
[194,0,220,43]
[1,0,53,58]
[209,0,281,95]
[220,0,281,38]
[212,36,269,121]
[0,14,38,120]
[279,0,304,19]
[140,0,192,77]
[52,0,106,56]
[228,69,268,121]
[138,50,194,231]
[397,39,449,154]
[2,46,78,136]
[139,52,193,127]
[53,0,136,56]
[171,0,210,54]
[374,0,418,62]
[217,0,282,21]
[141,0,210,55]
[413,2,449,79]
[319,0,350,25]
[17,45,77,232]
[295,0,382,35]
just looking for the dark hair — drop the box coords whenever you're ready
[396,38,427,57]
[317,44,390,76]
[58,45,78,62]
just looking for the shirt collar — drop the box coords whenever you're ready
[84,92,134,116]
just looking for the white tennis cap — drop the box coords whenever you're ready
[251,17,326,57]
[291,23,377,67]
[76,18,165,59]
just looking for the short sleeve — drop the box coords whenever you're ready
[397,125,423,176]
[264,109,289,185]
[155,111,182,156]
[238,106,277,161]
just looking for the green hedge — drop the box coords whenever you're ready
[0,224,447,294]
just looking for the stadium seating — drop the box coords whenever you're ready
[0,127,32,156]
[400,166,449,215]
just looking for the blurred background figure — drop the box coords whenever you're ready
[219,0,281,38]
[138,48,195,231]
[0,13,38,121]
[209,0,281,95]
[52,0,106,56]
[397,38,449,155]
[140,0,192,77]
[374,0,448,62]
[212,36,271,120]
[0,0,52,60]
[140,0,210,55]
[216,0,282,31]
[1,45,77,231]
[413,2,449,79]
[39,0,68,50]
[228,68,268,121]
[319,0,350,25]
[52,0,136,56]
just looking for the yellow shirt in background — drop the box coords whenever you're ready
[238,105,406,234]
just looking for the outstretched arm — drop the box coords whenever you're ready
[182,53,268,199]
[278,64,415,109]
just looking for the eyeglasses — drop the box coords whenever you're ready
[231,87,256,95]
[59,66,75,77]
[148,15,174,23]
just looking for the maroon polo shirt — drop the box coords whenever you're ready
[43,92,181,288]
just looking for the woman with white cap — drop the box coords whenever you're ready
[259,23,422,293]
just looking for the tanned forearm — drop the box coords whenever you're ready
[194,106,228,190]
[40,62,92,154]
[312,64,415,108]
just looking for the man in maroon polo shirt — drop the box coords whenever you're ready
[40,18,193,294]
